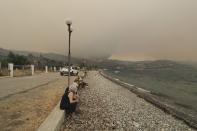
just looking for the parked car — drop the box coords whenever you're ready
[60,66,78,76]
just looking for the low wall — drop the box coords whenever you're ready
[37,102,64,131]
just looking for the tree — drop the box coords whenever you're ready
[16,55,29,65]
[7,51,16,63]
[7,51,29,65]
[0,59,8,68]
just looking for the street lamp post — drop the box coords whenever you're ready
[66,19,73,87]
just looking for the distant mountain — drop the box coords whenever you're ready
[0,48,83,64]
[1,47,197,70]
[0,48,9,58]
[42,53,83,64]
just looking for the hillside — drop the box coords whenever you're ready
[0,48,82,64]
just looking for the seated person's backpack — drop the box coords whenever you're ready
[60,87,70,110]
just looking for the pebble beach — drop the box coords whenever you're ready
[62,71,194,131]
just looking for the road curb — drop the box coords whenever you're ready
[37,101,64,131]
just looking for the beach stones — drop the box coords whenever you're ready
[62,71,194,131]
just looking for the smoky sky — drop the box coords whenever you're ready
[0,0,197,61]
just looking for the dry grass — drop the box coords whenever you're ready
[0,69,9,76]
[0,76,75,131]
[13,69,32,77]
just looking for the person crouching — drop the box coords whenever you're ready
[60,82,79,116]
[67,84,79,114]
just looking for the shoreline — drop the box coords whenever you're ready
[100,71,197,130]
[62,71,193,130]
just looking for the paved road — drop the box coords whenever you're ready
[0,73,63,100]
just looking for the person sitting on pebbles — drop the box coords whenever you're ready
[60,82,79,116]
[76,76,88,89]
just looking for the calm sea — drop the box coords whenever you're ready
[104,69,197,117]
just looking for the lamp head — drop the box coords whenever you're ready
[66,19,72,25]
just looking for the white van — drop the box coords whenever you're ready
[60,66,78,76]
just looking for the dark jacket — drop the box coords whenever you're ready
[60,87,70,110]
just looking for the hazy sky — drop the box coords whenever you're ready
[0,0,197,61]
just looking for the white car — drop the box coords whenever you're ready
[60,66,78,76]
